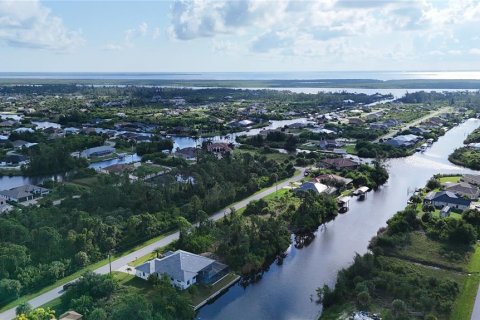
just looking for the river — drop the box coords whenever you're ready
[197,118,480,320]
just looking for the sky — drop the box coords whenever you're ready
[0,0,480,72]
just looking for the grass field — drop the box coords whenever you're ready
[233,148,292,162]
[395,232,471,271]
[439,175,462,184]
[344,144,357,155]
[450,245,480,320]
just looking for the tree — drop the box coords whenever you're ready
[16,302,32,316]
[392,299,407,319]
[111,293,153,320]
[153,247,163,258]
[74,251,90,267]
[0,279,22,301]
[426,178,441,190]
[357,291,371,309]
[14,307,55,320]
[87,308,107,320]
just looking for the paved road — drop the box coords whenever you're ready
[472,281,480,320]
[375,106,452,142]
[0,168,306,320]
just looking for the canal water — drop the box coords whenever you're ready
[172,118,312,150]
[197,118,480,320]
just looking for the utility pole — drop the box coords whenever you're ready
[108,251,112,276]
[275,173,278,193]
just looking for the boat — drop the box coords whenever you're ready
[353,186,370,200]
[337,196,350,213]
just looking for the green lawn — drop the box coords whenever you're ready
[262,188,289,201]
[344,144,357,155]
[69,176,98,187]
[450,245,480,320]
[431,209,462,220]
[186,273,239,307]
[439,175,462,184]
[233,148,292,162]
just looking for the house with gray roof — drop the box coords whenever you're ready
[462,174,480,186]
[79,145,115,158]
[294,182,331,195]
[444,182,479,200]
[0,185,49,203]
[424,191,471,211]
[135,250,228,290]
[384,134,421,148]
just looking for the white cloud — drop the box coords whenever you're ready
[106,22,152,51]
[168,0,480,61]
[469,48,480,55]
[103,43,123,52]
[168,0,289,40]
[0,0,83,51]
[153,27,161,40]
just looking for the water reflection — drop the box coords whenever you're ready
[197,118,480,320]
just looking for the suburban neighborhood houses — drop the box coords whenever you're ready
[0,82,479,320]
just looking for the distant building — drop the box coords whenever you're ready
[313,174,353,188]
[321,157,359,170]
[384,134,420,148]
[174,147,198,161]
[348,118,364,125]
[136,250,228,290]
[0,185,49,203]
[79,145,115,158]
[319,139,343,150]
[444,182,479,199]
[12,140,38,149]
[294,182,330,195]
[206,142,232,156]
[1,154,29,166]
[59,311,83,320]
[462,174,480,186]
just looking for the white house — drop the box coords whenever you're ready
[135,250,228,290]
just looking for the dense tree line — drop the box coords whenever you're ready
[136,139,174,155]
[20,134,106,176]
[236,131,301,152]
[355,141,410,158]
[0,153,294,307]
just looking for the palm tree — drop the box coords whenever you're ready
[153,247,162,258]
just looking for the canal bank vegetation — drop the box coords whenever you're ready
[449,147,480,170]
[319,178,480,320]
[448,125,480,170]
[0,153,295,310]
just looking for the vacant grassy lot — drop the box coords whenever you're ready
[439,175,462,184]
[394,232,471,271]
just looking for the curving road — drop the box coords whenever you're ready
[0,168,306,320]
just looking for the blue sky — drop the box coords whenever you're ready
[1,0,480,72]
